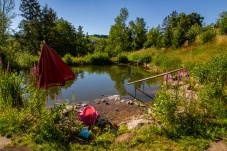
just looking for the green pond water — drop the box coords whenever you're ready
[23,65,162,105]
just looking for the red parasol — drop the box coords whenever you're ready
[37,42,75,89]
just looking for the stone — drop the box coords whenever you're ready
[127,100,134,105]
[115,133,135,143]
[127,118,150,130]
[108,95,120,100]
[120,100,125,103]
[147,108,152,114]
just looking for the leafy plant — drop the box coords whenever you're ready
[153,54,227,140]
[200,25,216,44]
[63,53,73,66]
[116,54,128,63]
[138,54,152,65]
[84,53,112,65]
[0,67,23,108]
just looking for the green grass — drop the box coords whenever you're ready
[1,35,227,150]
[125,35,227,71]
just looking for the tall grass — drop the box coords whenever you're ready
[0,66,23,108]
[0,63,83,149]
[15,52,38,70]
[152,54,227,140]
[153,54,182,71]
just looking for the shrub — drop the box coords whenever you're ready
[131,54,140,62]
[138,54,152,65]
[63,54,73,66]
[116,54,128,63]
[200,26,216,44]
[192,54,227,101]
[84,53,112,65]
[153,54,227,139]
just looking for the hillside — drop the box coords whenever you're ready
[127,35,227,71]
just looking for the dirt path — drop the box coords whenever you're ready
[87,95,148,125]
[0,136,11,149]
[205,140,227,151]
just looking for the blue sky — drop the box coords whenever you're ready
[12,0,227,35]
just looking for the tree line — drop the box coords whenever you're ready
[1,0,227,67]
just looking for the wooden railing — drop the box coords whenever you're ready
[126,68,186,104]
[127,68,185,85]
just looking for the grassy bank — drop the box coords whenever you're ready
[0,36,227,150]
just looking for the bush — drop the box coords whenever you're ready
[63,54,73,66]
[138,54,152,65]
[200,26,216,44]
[116,54,128,63]
[131,54,140,62]
[192,54,227,101]
[84,53,112,65]
[153,55,227,139]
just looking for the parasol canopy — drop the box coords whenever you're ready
[38,42,75,89]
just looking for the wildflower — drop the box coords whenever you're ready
[6,62,10,72]
[164,74,173,82]
[0,57,2,67]
[27,78,30,85]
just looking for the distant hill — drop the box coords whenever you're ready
[92,34,108,38]
[89,34,108,42]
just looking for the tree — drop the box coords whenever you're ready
[161,11,204,48]
[0,0,15,43]
[161,11,178,47]
[106,8,132,56]
[19,0,40,22]
[75,25,86,56]
[40,4,57,44]
[94,39,107,53]
[0,0,15,65]
[161,27,173,48]
[51,18,76,56]
[188,12,204,27]
[18,1,59,55]
[186,23,200,46]
[173,12,204,48]
[200,24,216,44]
[144,25,162,48]
[171,13,188,48]
[129,17,147,50]
[17,0,41,54]
[217,11,227,35]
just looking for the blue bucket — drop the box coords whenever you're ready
[79,127,90,139]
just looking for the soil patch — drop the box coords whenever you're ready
[0,136,11,150]
[205,140,227,151]
[87,95,149,125]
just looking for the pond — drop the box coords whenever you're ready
[23,65,162,105]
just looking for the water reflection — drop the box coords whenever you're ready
[23,65,162,105]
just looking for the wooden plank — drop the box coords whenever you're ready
[127,68,185,85]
